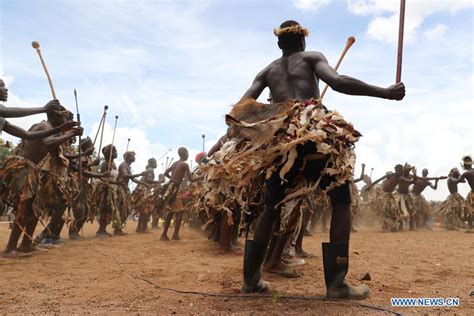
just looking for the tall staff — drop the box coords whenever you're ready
[396,0,406,83]
[74,89,82,185]
[202,134,206,153]
[126,138,131,152]
[32,41,56,99]
[93,106,108,147]
[108,115,119,172]
[318,36,356,104]
[96,106,108,160]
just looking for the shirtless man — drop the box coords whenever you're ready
[133,158,164,233]
[456,156,474,231]
[411,168,446,229]
[115,151,145,235]
[95,145,119,237]
[160,147,202,241]
[395,164,416,230]
[368,165,406,232]
[238,20,404,299]
[69,138,109,239]
[1,105,82,257]
[439,168,466,230]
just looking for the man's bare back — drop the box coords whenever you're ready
[242,51,405,103]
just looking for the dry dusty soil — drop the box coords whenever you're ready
[0,221,473,315]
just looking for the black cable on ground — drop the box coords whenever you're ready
[94,248,402,315]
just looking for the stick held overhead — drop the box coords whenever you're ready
[32,41,57,99]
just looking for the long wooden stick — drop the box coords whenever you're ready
[396,0,406,83]
[107,115,119,172]
[97,106,108,160]
[32,41,57,99]
[157,149,172,161]
[319,36,356,103]
[74,89,82,185]
[93,105,108,147]
[126,138,131,152]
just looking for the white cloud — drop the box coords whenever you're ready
[347,0,473,44]
[293,0,332,11]
[423,24,448,41]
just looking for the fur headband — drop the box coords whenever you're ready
[273,24,309,37]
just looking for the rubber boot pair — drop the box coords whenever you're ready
[322,242,369,300]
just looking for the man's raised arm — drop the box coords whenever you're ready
[309,52,405,100]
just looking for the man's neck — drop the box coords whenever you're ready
[282,49,301,57]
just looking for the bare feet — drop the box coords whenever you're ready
[264,262,299,278]
[2,250,33,258]
[160,235,170,241]
[219,247,243,255]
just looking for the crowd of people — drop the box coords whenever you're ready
[1,20,472,302]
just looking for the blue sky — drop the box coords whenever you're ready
[1,0,473,200]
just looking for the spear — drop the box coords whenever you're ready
[74,89,82,186]
[370,168,374,178]
[108,115,119,172]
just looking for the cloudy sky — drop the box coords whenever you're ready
[0,0,472,200]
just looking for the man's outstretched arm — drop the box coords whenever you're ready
[0,100,61,118]
[310,53,405,100]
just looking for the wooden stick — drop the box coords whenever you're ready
[107,115,119,172]
[157,149,171,161]
[167,157,174,169]
[396,0,406,83]
[93,105,108,147]
[96,106,108,160]
[126,138,131,152]
[31,41,57,99]
[74,89,82,185]
[318,36,356,104]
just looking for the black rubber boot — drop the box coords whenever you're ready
[241,240,269,293]
[322,242,369,300]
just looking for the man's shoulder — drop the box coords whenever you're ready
[178,160,189,167]
[30,120,51,131]
[300,51,325,61]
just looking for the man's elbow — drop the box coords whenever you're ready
[329,77,345,92]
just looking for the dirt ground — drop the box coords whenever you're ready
[0,221,473,315]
